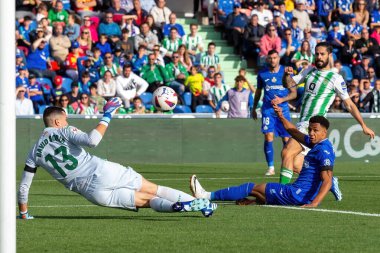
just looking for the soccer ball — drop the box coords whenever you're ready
[152,86,178,111]
[221,101,230,112]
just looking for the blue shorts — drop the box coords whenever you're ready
[265,183,305,205]
[261,109,291,137]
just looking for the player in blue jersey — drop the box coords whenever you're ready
[191,105,334,208]
[252,50,297,176]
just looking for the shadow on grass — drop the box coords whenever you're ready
[31,193,80,197]
[34,215,202,221]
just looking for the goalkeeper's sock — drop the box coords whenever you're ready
[211,182,255,201]
[149,197,175,212]
[279,167,293,184]
[264,140,274,168]
[157,185,195,202]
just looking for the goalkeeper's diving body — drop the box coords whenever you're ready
[18,98,217,219]
[191,103,335,208]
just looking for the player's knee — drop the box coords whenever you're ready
[134,192,155,208]
[281,146,292,159]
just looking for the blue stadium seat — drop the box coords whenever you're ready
[38,105,48,114]
[62,77,73,92]
[140,92,153,105]
[37,77,52,88]
[37,78,53,94]
[173,105,192,113]
[183,92,192,106]
[341,65,353,82]
[195,105,214,113]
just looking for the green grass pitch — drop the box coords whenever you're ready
[17,162,380,253]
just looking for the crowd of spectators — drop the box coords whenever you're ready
[15,0,380,116]
[214,0,380,114]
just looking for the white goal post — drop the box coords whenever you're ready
[0,0,16,252]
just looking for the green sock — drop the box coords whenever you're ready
[279,168,293,184]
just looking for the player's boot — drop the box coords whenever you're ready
[201,202,218,218]
[173,198,212,212]
[190,175,210,199]
[330,176,343,201]
[265,168,275,176]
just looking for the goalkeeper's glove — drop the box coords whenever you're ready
[100,97,122,126]
[18,210,34,220]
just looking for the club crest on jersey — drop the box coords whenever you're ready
[307,82,317,95]
[304,160,310,168]
[271,77,277,83]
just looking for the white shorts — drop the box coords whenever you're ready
[80,161,143,211]
[296,121,310,156]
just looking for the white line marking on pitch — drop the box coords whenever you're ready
[24,175,380,183]
[27,204,380,217]
[29,205,97,208]
[261,205,380,217]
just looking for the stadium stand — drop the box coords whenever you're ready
[15,0,380,116]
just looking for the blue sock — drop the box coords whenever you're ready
[211,183,255,201]
[264,140,274,167]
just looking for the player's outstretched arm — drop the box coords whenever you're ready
[273,103,307,146]
[282,67,297,89]
[302,170,333,208]
[17,167,36,219]
[342,98,375,139]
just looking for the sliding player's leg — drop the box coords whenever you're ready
[139,177,217,214]
[190,175,254,200]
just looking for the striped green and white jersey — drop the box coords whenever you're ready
[293,66,350,122]
[162,38,182,52]
[208,84,230,105]
[200,53,220,68]
[182,34,203,52]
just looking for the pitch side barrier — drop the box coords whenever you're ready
[16,113,380,165]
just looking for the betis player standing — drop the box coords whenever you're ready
[276,42,375,200]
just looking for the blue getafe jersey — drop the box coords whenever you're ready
[292,137,335,202]
[257,65,289,111]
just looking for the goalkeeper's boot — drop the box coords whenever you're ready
[173,198,212,213]
[330,176,343,201]
[201,201,218,218]
[190,175,210,199]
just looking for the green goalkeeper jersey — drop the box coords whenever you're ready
[293,66,350,122]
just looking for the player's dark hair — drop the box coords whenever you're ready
[43,106,66,127]
[309,116,330,130]
[268,49,279,56]
[208,42,216,48]
[316,42,333,54]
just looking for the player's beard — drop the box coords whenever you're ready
[315,58,329,69]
